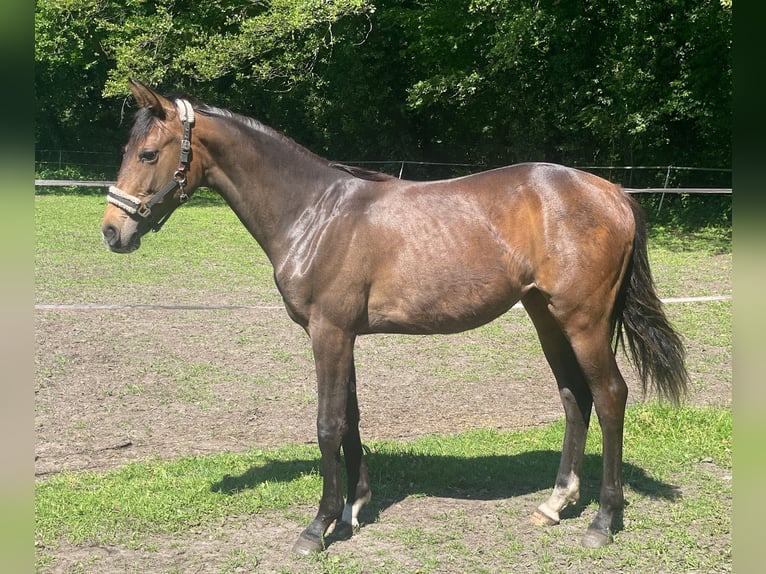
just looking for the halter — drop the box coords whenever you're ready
[107,99,195,232]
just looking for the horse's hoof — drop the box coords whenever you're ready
[331,521,354,541]
[292,534,324,555]
[531,507,559,526]
[581,528,613,548]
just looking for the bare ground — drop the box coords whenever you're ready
[35,301,731,573]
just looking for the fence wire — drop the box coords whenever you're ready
[35,150,731,194]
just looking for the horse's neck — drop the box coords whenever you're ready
[201,120,338,264]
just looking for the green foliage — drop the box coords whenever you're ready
[637,193,732,231]
[99,0,373,96]
[35,0,731,191]
[35,0,375,149]
[391,0,732,167]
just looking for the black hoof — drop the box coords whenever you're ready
[292,533,324,555]
[329,521,354,541]
[581,527,613,548]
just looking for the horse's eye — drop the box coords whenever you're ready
[139,149,158,163]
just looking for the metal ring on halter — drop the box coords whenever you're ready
[174,170,189,203]
[174,169,187,185]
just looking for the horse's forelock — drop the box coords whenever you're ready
[129,107,158,144]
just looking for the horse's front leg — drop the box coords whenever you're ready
[292,324,356,555]
[340,359,371,531]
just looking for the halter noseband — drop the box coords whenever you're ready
[107,99,195,232]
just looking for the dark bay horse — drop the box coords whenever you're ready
[102,80,689,554]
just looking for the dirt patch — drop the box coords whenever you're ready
[35,301,731,572]
[35,305,730,479]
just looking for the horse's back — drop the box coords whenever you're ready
[375,162,634,264]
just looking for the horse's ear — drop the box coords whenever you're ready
[128,79,174,120]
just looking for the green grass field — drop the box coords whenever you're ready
[36,403,731,573]
[35,191,732,573]
[35,191,279,306]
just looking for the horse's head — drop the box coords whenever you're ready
[101,80,203,253]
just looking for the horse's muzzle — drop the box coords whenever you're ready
[102,221,141,253]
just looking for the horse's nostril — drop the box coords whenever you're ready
[102,224,118,245]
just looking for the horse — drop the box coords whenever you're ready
[101,80,689,554]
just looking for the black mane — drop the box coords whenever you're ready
[329,163,396,182]
[129,106,157,142]
[129,93,396,184]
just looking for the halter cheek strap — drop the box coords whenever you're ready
[107,99,195,231]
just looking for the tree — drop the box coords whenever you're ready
[377,0,732,169]
[35,0,731,180]
[35,0,119,150]
[35,0,374,154]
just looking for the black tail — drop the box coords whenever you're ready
[613,199,690,405]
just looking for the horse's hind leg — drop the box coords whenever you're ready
[523,290,593,526]
[568,329,628,548]
[526,289,628,547]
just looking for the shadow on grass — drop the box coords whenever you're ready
[211,449,679,545]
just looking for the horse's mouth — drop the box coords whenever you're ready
[106,240,140,254]
[102,229,142,253]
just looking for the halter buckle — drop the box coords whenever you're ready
[137,203,152,218]
[174,169,187,185]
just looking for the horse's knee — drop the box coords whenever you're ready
[317,418,348,450]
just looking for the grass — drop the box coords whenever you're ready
[35,403,731,572]
[34,192,279,306]
[35,445,323,547]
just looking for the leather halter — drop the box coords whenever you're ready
[107,99,195,232]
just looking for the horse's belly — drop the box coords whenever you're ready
[365,267,525,335]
